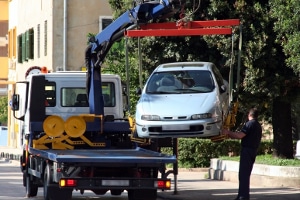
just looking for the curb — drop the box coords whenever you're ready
[0,151,21,161]
[209,159,300,188]
[167,168,209,172]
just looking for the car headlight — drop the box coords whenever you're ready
[141,115,161,121]
[191,113,212,120]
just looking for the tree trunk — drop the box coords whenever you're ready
[272,97,294,159]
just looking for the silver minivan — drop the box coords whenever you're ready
[135,62,229,138]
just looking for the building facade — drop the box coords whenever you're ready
[0,0,9,96]
[7,0,112,148]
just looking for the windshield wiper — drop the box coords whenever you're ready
[175,88,211,93]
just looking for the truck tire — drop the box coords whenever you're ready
[128,189,157,200]
[44,164,72,200]
[24,157,38,197]
[25,173,38,197]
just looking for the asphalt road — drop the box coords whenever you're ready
[0,158,299,200]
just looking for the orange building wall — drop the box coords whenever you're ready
[0,1,9,80]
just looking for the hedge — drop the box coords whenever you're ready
[161,138,274,168]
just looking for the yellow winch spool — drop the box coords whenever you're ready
[43,115,65,137]
[64,116,86,138]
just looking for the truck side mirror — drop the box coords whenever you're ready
[11,94,20,111]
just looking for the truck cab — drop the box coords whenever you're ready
[13,72,126,144]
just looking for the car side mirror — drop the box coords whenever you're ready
[220,85,227,93]
[136,87,142,95]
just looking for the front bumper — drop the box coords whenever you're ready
[136,118,222,138]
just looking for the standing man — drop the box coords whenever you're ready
[222,108,262,200]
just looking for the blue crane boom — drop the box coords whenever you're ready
[85,0,181,116]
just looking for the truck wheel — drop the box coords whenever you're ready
[25,173,38,197]
[43,164,53,200]
[128,189,157,200]
[43,164,72,200]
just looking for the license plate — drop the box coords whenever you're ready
[162,124,189,131]
[102,180,129,186]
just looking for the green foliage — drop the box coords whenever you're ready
[105,1,300,158]
[104,38,145,115]
[270,0,300,73]
[220,154,300,166]
[0,96,8,125]
[162,139,280,168]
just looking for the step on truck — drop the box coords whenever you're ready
[11,1,185,199]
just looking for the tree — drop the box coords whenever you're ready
[0,96,8,125]
[106,0,298,158]
[270,0,300,74]
[204,0,298,158]
[269,0,300,158]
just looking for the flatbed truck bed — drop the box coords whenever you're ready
[29,147,176,164]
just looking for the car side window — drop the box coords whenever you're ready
[212,65,225,89]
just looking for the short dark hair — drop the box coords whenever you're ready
[248,108,259,118]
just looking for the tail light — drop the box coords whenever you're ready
[155,180,171,189]
[60,179,77,187]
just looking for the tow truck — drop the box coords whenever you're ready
[11,1,241,199]
[11,1,183,200]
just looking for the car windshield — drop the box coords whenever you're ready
[146,70,215,94]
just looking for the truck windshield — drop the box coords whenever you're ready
[61,82,115,107]
[146,70,215,94]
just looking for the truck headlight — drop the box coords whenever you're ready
[141,115,160,121]
[191,113,212,120]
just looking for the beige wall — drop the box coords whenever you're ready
[9,0,54,81]
[66,0,112,70]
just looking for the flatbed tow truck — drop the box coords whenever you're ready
[10,1,241,200]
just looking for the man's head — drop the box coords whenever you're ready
[248,108,259,119]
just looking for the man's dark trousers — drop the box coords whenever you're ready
[238,147,257,198]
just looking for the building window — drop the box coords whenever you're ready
[21,33,26,62]
[44,20,47,56]
[37,24,40,58]
[99,16,113,31]
[26,28,34,60]
[0,20,8,57]
[17,28,34,63]
[8,29,12,58]
[17,34,22,63]
[13,27,17,58]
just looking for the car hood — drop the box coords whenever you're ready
[137,92,219,117]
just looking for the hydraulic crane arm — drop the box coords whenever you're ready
[86,0,182,116]
[92,1,180,67]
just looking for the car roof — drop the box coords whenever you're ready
[154,62,214,72]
